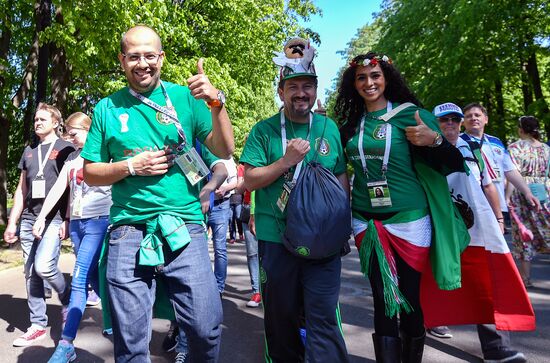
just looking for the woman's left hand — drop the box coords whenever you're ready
[405,111,438,146]
[59,220,69,240]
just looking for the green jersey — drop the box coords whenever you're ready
[81,81,213,225]
[240,113,347,243]
[346,104,441,213]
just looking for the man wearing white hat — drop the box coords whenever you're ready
[430,103,529,363]
[240,38,349,362]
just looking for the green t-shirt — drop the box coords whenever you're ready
[240,113,347,243]
[346,103,441,213]
[81,81,213,225]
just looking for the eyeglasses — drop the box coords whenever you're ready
[438,116,462,123]
[122,53,163,65]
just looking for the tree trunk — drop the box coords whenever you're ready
[520,59,533,112]
[35,0,52,105]
[0,2,13,224]
[51,45,71,116]
[494,79,507,144]
[526,51,550,137]
[0,114,8,224]
[50,7,71,116]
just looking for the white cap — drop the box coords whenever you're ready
[433,102,464,117]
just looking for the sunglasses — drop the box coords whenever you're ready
[438,116,462,123]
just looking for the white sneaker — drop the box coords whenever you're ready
[13,325,47,347]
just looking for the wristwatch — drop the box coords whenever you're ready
[429,132,443,147]
[207,90,226,108]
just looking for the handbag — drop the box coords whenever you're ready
[240,204,251,224]
[526,151,549,202]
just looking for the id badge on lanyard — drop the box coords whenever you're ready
[32,141,56,199]
[73,191,83,217]
[175,147,210,186]
[358,102,394,208]
[32,177,46,199]
[277,181,293,212]
[480,136,502,183]
[71,168,84,217]
[367,180,392,207]
[130,82,210,185]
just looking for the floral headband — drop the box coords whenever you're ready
[349,55,392,67]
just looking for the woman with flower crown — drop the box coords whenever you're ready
[335,52,468,362]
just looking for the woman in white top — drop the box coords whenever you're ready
[33,112,112,363]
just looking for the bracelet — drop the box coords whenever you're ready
[496,217,504,221]
[127,158,136,176]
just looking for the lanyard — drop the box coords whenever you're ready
[358,101,393,178]
[36,139,57,178]
[280,111,313,183]
[129,82,188,150]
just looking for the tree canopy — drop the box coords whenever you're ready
[327,0,549,145]
[0,0,319,223]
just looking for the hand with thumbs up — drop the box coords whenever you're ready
[314,99,326,116]
[187,58,219,103]
[405,111,440,146]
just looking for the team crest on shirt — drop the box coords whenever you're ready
[156,106,176,125]
[119,114,129,133]
[314,137,330,156]
[373,124,388,140]
[49,149,59,160]
[493,147,502,155]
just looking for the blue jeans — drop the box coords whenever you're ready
[20,218,70,328]
[242,222,259,293]
[229,203,242,240]
[106,223,222,363]
[62,216,109,341]
[208,199,230,292]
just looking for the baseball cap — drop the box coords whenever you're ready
[433,102,464,117]
[273,37,317,81]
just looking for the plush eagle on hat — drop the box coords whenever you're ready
[272,37,317,80]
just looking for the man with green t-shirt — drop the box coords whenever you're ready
[240,38,349,362]
[81,25,233,363]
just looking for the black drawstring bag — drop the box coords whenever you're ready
[282,156,351,259]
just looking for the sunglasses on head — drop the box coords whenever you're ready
[438,116,462,123]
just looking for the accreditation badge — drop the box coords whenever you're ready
[276,181,294,213]
[175,148,209,186]
[73,191,83,217]
[367,180,392,208]
[32,176,46,199]
[492,166,502,182]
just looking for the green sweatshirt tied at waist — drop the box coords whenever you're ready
[140,214,192,266]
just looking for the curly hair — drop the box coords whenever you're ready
[335,52,422,147]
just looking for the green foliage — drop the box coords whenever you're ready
[2,0,319,193]
[328,0,550,144]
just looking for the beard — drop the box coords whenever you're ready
[286,97,313,121]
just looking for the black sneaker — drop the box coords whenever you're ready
[427,326,453,339]
[162,324,179,353]
[484,349,526,363]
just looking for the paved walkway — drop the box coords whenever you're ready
[0,241,548,362]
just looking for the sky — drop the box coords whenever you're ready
[299,0,382,104]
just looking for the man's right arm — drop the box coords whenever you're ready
[4,171,26,243]
[84,149,175,186]
[244,138,310,191]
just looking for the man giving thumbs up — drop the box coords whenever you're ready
[82,25,232,362]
